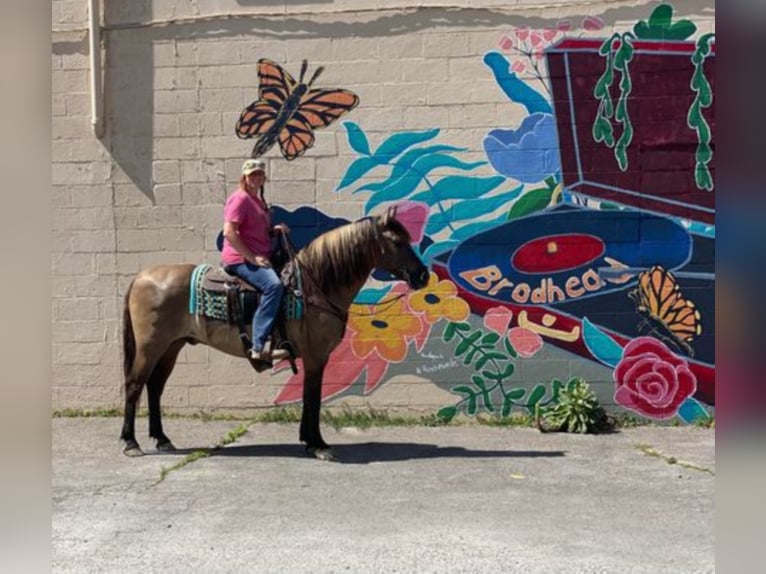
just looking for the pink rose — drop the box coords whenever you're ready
[613,337,697,419]
[507,327,543,358]
[483,307,513,334]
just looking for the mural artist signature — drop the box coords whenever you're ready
[416,353,459,375]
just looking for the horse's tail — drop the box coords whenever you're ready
[122,279,136,380]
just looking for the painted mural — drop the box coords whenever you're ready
[239,4,715,424]
[235,59,360,160]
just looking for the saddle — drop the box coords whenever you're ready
[189,249,303,374]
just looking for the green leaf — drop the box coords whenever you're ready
[455,331,482,356]
[342,121,371,156]
[526,385,547,409]
[481,332,500,346]
[436,405,457,422]
[471,375,486,389]
[665,20,697,40]
[503,337,518,358]
[632,21,652,39]
[507,186,554,220]
[648,4,673,30]
[464,348,478,365]
[443,322,458,343]
[452,385,478,416]
[506,388,526,401]
[455,322,472,332]
[501,396,513,417]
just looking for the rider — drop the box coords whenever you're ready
[221,159,290,362]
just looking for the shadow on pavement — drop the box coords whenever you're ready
[154,442,567,464]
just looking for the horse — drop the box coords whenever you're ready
[120,209,430,460]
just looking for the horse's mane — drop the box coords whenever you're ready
[297,216,411,295]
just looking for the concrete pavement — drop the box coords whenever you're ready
[52,417,714,573]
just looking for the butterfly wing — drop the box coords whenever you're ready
[235,100,281,139]
[275,89,359,160]
[275,117,316,161]
[235,60,298,141]
[634,265,702,346]
[662,297,703,342]
[257,59,297,103]
[294,88,360,128]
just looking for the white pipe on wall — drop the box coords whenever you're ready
[88,0,104,138]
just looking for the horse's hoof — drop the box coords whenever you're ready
[307,446,337,462]
[156,440,177,452]
[123,444,144,457]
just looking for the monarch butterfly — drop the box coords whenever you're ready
[628,265,702,357]
[235,59,360,161]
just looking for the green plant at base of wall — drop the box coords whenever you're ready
[535,378,614,434]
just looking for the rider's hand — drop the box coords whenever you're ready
[272,223,290,235]
[252,255,271,268]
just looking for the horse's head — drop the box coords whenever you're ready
[374,207,430,290]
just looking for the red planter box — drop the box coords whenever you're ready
[546,38,715,224]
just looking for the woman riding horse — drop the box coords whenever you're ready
[121,207,429,461]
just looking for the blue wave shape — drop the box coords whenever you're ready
[483,51,552,115]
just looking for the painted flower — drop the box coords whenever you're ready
[348,297,424,362]
[273,334,390,405]
[483,306,513,334]
[483,112,561,183]
[392,200,428,243]
[613,337,697,420]
[507,327,544,358]
[583,15,605,31]
[408,272,470,325]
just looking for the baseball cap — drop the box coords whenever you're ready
[242,159,266,175]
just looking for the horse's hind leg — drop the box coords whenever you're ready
[147,340,186,452]
[121,345,166,457]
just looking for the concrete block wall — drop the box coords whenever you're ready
[52,0,715,420]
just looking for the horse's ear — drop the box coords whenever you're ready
[382,205,398,226]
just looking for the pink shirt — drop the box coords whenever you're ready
[221,188,273,265]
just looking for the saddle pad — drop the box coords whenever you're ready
[189,264,230,321]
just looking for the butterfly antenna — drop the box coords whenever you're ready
[299,60,308,83]
[308,65,325,87]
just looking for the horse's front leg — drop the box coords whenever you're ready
[299,362,336,461]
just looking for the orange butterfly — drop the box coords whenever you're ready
[235,59,360,161]
[629,265,702,357]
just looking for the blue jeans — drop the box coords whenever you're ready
[226,263,284,352]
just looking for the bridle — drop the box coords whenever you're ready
[278,229,414,323]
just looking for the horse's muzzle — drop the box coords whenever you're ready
[412,267,430,290]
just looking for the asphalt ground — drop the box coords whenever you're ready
[52,418,714,573]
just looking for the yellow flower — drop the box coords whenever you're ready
[348,297,424,362]
[408,272,470,324]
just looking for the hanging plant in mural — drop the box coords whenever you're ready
[591,4,715,190]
